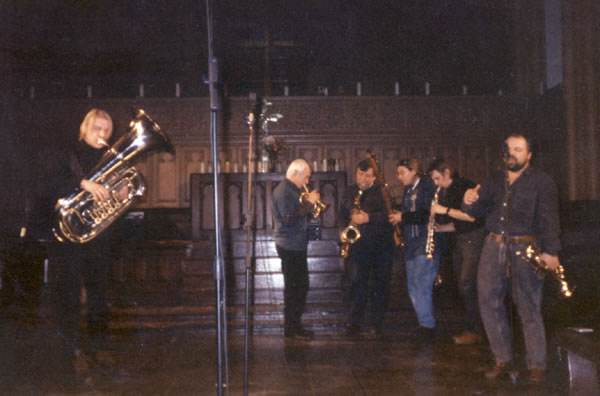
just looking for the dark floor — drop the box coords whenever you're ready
[0,302,579,396]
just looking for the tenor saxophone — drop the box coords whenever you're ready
[425,187,441,259]
[340,189,363,258]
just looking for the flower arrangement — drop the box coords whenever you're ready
[264,136,289,160]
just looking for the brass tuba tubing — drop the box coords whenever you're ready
[53,109,172,244]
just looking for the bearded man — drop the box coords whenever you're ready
[462,133,561,384]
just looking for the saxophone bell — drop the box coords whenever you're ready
[340,189,364,258]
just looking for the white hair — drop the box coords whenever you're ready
[286,158,311,179]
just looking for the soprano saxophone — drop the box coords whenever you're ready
[425,187,441,259]
[515,244,573,298]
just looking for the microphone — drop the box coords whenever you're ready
[267,114,283,122]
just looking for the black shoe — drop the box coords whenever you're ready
[415,326,436,343]
[345,324,361,338]
[285,327,314,341]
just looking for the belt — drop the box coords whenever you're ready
[489,232,536,244]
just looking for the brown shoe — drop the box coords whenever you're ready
[528,368,545,384]
[453,331,482,345]
[485,361,512,380]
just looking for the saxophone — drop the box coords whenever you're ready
[515,244,573,298]
[425,187,441,259]
[340,189,363,258]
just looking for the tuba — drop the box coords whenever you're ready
[53,109,173,243]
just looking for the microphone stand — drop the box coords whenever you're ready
[243,97,258,396]
[206,0,229,394]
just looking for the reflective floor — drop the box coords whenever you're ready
[0,307,573,396]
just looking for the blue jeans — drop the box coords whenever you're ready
[477,235,546,369]
[405,254,440,328]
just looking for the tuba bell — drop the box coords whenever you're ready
[53,109,173,243]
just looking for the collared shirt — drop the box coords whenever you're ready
[272,178,313,251]
[461,167,561,255]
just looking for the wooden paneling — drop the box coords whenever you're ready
[1,95,529,213]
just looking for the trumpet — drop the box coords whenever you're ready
[340,189,363,258]
[300,185,329,219]
[515,244,573,298]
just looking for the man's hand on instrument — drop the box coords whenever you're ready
[352,210,369,224]
[307,189,320,205]
[431,202,448,215]
[81,179,110,202]
[540,253,560,271]
[463,184,481,205]
[389,211,402,225]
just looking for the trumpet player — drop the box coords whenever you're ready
[38,109,118,379]
[272,159,320,340]
[461,134,561,384]
[342,159,395,340]
[389,158,440,342]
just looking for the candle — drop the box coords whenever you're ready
[243,163,248,173]
[234,163,239,173]
[313,161,318,172]
[357,82,362,96]
[87,85,92,98]
[176,82,181,98]
[225,161,230,173]
[394,81,399,96]
[324,87,328,96]
[425,82,430,96]
[322,159,328,172]
[284,85,289,96]
[462,85,467,96]
[139,84,144,97]
[200,161,206,173]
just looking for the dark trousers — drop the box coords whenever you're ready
[348,238,393,328]
[49,240,112,351]
[276,245,309,332]
[453,228,485,334]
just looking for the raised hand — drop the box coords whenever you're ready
[463,184,481,205]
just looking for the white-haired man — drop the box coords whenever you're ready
[272,159,320,340]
